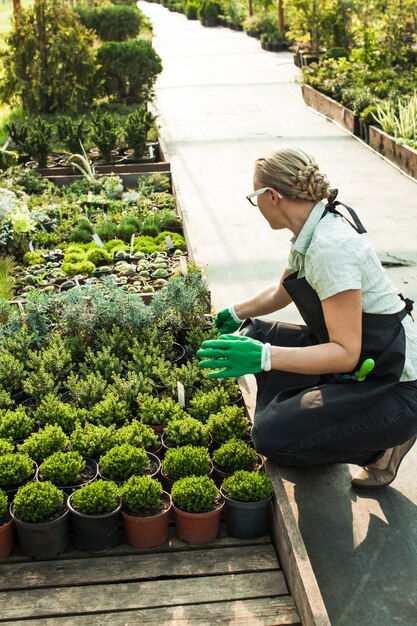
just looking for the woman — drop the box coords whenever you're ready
[198,146,417,489]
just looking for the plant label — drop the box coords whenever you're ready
[165,235,175,251]
[177,382,185,408]
[88,190,93,202]
[179,256,188,276]
[130,234,135,255]
[92,233,105,248]
[29,241,34,252]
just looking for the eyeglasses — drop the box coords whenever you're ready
[246,187,283,206]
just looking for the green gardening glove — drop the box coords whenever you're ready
[213,306,242,334]
[197,334,271,378]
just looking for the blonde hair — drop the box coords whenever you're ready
[255,147,335,202]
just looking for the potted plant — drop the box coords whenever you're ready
[0,452,36,501]
[17,424,69,464]
[114,420,162,457]
[98,443,160,483]
[187,387,230,422]
[207,405,251,446]
[0,407,35,443]
[171,475,223,544]
[212,439,261,486]
[161,445,212,492]
[0,488,13,558]
[221,470,274,539]
[120,475,172,548]
[137,393,186,434]
[69,422,118,460]
[37,450,98,495]
[10,481,69,559]
[34,394,84,433]
[162,416,211,450]
[67,479,121,552]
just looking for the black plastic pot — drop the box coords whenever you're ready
[220,491,273,539]
[67,494,121,553]
[10,503,69,560]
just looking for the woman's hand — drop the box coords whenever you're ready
[198,335,270,378]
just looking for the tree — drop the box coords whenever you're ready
[0,0,99,114]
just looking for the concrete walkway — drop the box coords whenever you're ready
[139,3,417,624]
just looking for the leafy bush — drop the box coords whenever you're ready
[198,0,221,24]
[0,0,98,114]
[221,470,273,502]
[162,445,211,481]
[99,444,150,481]
[97,39,162,103]
[138,173,171,194]
[70,422,118,458]
[81,345,124,382]
[124,107,154,159]
[0,150,18,172]
[0,439,14,455]
[171,475,218,513]
[89,391,131,427]
[86,248,112,266]
[90,113,120,163]
[137,393,186,427]
[163,417,210,448]
[22,367,58,401]
[114,420,159,451]
[70,479,119,515]
[65,371,108,409]
[17,424,69,463]
[0,407,34,441]
[0,351,25,393]
[38,451,84,486]
[0,453,34,488]
[0,390,14,411]
[0,488,8,520]
[13,480,64,523]
[56,115,89,154]
[35,394,82,433]
[207,406,251,443]
[188,387,230,422]
[212,439,258,473]
[120,474,163,514]
[76,4,142,41]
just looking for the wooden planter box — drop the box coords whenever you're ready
[368,126,417,180]
[301,84,360,136]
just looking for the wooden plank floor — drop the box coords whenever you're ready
[0,522,301,625]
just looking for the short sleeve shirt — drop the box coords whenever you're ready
[287,201,417,381]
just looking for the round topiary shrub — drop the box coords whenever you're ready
[13,480,65,523]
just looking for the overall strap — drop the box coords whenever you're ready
[323,190,367,234]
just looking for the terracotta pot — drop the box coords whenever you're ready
[121,492,172,548]
[172,498,224,545]
[0,517,14,558]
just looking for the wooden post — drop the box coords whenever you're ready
[278,0,284,32]
[248,0,253,17]
[13,0,21,18]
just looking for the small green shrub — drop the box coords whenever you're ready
[0,488,8,520]
[70,479,119,515]
[207,406,251,443]
[89,391,131,427]
[137,394,186,427]
[171,475,219,513]
[120,475,163,515]
[70,422,118,458]
[77,4,142,42]
[0,453,33,488]
[114,421,159,451]
[221,470,273,502]
[38,451,85,486]
[35,394,82,433]
[23,251,44,266]
[138,173,171,193]
[0,149,18,171]
[65,372,108,409]
[0,407,34,442]
[17,424,69,463]
[99,444,149,481]
[86,248,112,266]
[188,387,230,422]
[13,481,64,523]
[0,439,14,455]
[0,351,25,393]
[162,445,211,481]
[163,417,210,448]
[212,439,258,473]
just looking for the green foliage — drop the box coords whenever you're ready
[184,1,199,19]
[97,39,162,103]
[164,417,210,448]
[137,393,186,427]
[0,391,14,411]
[95,220,118,242]
[138,173,171,194]
[119,474,163,514]
[0,350,25,393]
[0,0,98,114]
[114,420,159,450]
[76,4,143,42]
[13,480,64,523]
[70,479,119,515]
[65,371,108,409]
[171,475,218,513]
[56,116,89,154]
[188,387,230,422]
[38,450,84,486]
[22,367,58,401]
[0,452,34,488]
[70,422,118,458]
[86,248,112,266]
[221,470,273,502]
[100,443,149,480]
[23,251,44,266]
[207,405,251,443]
[0,488,8,520]
[0,255,16,302]
[26,334,72,381]
[18,424,69,463]
[89,390,131,427]
[0,150,18,172]
[81,345,124,382]
[7,118,54,167]
[162,445,211,481]
[34,394,83,433]
[198,0,221,23]
[91,113,120,163]
[0,439,14,455]
[0,407,34,442]
[212,438,258,473]
[108,371,153,405]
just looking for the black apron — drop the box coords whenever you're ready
[243,199,414,456]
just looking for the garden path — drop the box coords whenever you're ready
[139,3,417,624]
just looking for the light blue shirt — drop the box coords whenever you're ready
[287,202,417,381]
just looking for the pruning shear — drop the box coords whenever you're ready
[340,358,375,382]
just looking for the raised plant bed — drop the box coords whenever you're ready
[368,126,417,181]
[301,84,360,136]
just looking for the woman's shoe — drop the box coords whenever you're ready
[351,436,416,489]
